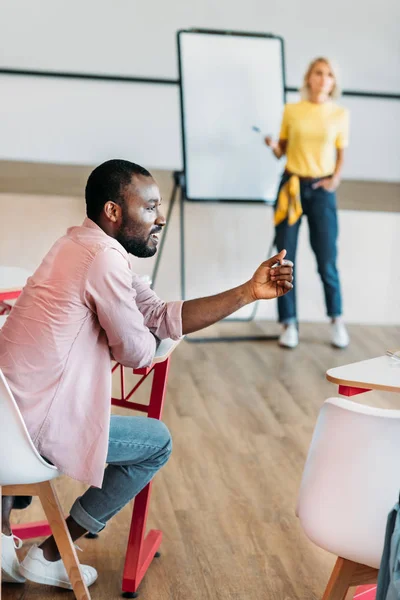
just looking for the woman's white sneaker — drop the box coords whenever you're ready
[279,324,299,349]
[1,533,26,583]
[331,321,350,348]
[19,544,98,589]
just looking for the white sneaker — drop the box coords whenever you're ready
[279,324,299,349]
[1,533,26,583]
[331,321,350,348]
[19,544,98,590]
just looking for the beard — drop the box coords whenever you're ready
[115,208,159,258]
[117,232,157,258]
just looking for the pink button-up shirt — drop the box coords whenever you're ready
[0,218,182,487]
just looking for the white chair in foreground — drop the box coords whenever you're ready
[297,397,400,600]
[0,368,91,600]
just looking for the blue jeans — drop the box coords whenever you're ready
[70,415,172,533]
[275,174,343,324]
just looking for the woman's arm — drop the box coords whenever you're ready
[264,137,288,159]
[332,148,344,184]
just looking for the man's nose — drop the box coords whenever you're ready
[155,212,166,227]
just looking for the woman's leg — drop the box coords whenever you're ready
[306,187,342,319]
[275,218,301,325]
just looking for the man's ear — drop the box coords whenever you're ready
[103,201,121,224]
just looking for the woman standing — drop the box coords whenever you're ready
[265,57,349,349]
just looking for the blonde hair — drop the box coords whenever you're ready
[300,57,341,100]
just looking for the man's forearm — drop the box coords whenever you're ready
[181,283,254,334]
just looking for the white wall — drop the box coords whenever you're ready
[1,0,399,92]
[0,0,399,181]
[0,75,182,170]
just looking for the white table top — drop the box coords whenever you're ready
[0,266,32,293]
[152,337,182,363]
[326,355,400,393]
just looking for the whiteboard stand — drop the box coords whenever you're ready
[151,171,279,344]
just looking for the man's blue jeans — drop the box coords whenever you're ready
[70,415,172,533]
[275,174,343,324]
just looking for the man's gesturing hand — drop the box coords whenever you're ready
[246,249,294,301]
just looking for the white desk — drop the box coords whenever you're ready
[152,337,182,364]
[0,266,32,301]
[327,355,400,396]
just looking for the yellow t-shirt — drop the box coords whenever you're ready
[279,101,349,178]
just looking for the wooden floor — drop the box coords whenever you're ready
[3,321,399,600]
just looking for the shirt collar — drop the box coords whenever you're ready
[81,217,128,257]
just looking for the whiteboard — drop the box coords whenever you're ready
[178,31,285,202]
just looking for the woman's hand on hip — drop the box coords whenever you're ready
[312,176,340,192]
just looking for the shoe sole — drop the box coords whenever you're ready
[19,564,97,590]
[1,560,26,584]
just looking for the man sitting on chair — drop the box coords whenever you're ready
[0,159,293,589]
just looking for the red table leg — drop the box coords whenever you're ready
[339,385,372,397]
[0,291,21,302]
[120,358,171,597]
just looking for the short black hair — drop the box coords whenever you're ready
[85,159,152,221]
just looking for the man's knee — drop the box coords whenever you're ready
[147,418,173,461]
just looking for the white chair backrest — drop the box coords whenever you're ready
[297,397,400,569]
[0,368,59,485]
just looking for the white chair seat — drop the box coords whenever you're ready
[298,397,400,570]
[0,367,91,599]
[0,369,60,485]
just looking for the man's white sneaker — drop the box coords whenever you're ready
[331,321,350,349]
[19,544,98,590]
[1,533,26,583]
[279,324,299,349]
